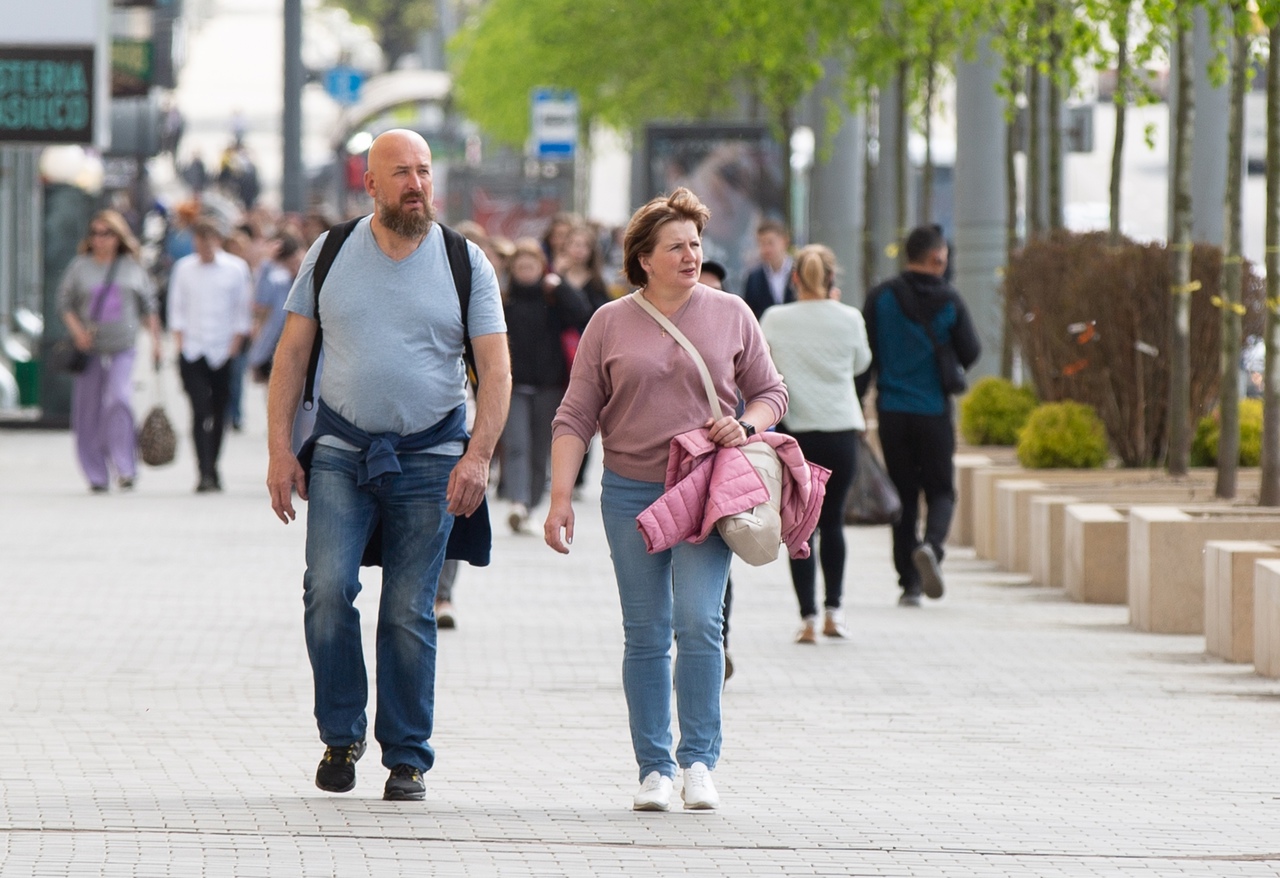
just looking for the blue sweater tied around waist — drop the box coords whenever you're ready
[297,399,492,567]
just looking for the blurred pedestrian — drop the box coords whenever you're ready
[500,238,592,533]
[168,219,253,492]
[761,244,871,641]
[858,225,981,606]
[544,188,787,812]
[743,220,795,320]
[58,210,161,492]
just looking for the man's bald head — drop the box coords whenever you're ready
[365,129,435,240]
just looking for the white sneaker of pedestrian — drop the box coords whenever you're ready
[507,503,528,534]
[633,771,673,811]
[681,762,719,810]
[823,607,849,638]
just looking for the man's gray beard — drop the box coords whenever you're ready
[379,198,434,239]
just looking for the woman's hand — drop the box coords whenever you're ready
[72,326,95,352]
[543,497,576,554]
[706,415,750,448]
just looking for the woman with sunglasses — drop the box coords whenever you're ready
[57,210,162,492]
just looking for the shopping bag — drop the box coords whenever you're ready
[845,433,901,526]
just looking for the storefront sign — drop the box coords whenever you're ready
[0,45,95,144]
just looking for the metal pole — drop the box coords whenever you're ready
[282,0,304,212]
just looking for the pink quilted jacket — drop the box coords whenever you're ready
[635,429,831,559]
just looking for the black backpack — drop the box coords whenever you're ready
[303,216,475,408]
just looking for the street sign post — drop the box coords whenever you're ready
[530,88,577,160]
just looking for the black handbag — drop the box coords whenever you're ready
[845,433,902,526]
[55,257,120,375]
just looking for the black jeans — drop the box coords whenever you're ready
[877,409,956,592]
[785,428,858,618]
[179,355,231,482]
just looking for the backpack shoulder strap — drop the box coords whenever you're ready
[439,223,478,389]
[303,216,363,409]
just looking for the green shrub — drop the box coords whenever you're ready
[1190,398,1263,466]
[1016,401,1109,469]
[959,376,1039,445]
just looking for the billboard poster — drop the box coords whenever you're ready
[644,123,786,294]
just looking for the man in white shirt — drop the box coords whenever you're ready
[168,219,253,492]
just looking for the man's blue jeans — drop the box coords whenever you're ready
[599,468,732,782]
[303,444,455,771]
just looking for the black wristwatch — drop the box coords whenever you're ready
[738,420,756,437]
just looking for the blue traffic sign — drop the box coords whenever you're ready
[323,66,363,106]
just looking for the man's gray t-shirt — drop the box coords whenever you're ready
[284,218,505,453]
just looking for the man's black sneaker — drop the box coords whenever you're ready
[315,739,366,793]
[383,764,426,801]
[898,590,923,607]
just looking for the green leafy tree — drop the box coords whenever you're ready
[326,0,437,70]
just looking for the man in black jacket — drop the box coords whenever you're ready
[858,225,981,606]
[742,220,795,320]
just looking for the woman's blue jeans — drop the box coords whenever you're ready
[600,468,732,781]
[303,444,455,771]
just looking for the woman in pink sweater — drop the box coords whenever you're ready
[544,189,787,812]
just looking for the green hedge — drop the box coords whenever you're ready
[959,376,1038,446]
[1016,401,1109,469]
[1190,398,1263,466]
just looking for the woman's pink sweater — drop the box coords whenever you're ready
[552,286,788,483]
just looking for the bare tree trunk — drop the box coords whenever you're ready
[1027,65,1044,239]
[1047,27,1065,231]
[921,35,938,222]
[1260,20,1280,505]
[1003,74,1022,380]
[862,93,877,297]
[895,57,910,255]
[1168,13,1195,476]
[1216,17,1249,498]
[1109,1,1131,244]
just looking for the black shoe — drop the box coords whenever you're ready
[90,484,109,494]
[315,739,366,793]
[383,764,426,801]
[196,476,221,493]
[912,544,945,599]
[898,590,923,607]
[117,477,135,491]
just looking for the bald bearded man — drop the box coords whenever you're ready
[267,129,511,801]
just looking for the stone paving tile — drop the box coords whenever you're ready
[4,381,1280,875]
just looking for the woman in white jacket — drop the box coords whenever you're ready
[761,244,872,642]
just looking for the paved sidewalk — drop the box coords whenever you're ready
[3,386,1280,876]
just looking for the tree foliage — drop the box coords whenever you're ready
[326,0,437,71]
[450,0,876,148]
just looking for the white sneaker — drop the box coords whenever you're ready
[633,771,673,811]
[681,762,719,810]
[823,607,849,638]
[507,503,528,534]
[795,616,818,644]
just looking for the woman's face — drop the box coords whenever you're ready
[88,222,119,259]
[511,253,544,286]
[640,219,701,293]
[565,230,592,267]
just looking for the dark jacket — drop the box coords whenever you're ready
[505,279,592,387]
[857,271,981,416]
[743,264,796,321]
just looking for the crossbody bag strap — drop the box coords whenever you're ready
[87,256,121,323]
[629,291,725,420]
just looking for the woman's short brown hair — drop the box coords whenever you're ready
[622,187,710,287]
[79,209,141,260]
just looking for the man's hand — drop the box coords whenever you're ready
[267,450,308,523]
[446,450,489,517]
